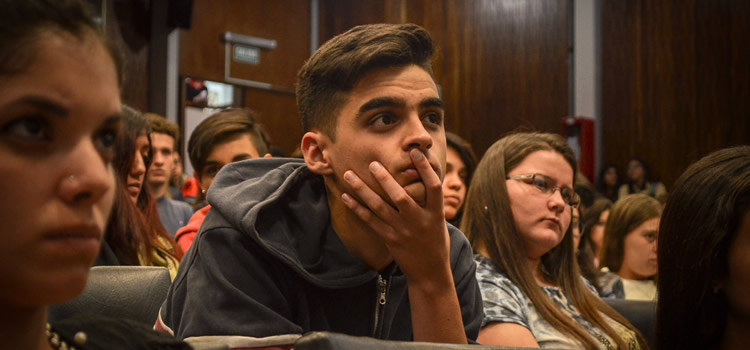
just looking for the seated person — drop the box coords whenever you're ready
[618,159,667,202]
[576,197,613,294]
[657,146,750,349]
[157,23,483,347]
[443,132,477,227]
[145,113,193,237]
[174,108,270,252]
[461,132,646,348]
[169,152,189,201]
[598,194,661,300]
[98,106,183,280]
[597,164,620,203]
[0,0,189,348]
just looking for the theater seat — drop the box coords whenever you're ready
[48,266,171,326]
[294,332,530,350]
[604,299,656,349]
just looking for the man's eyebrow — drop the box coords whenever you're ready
[231,153,252,162]
[8,95,69,117]
[419,97,444,110]
[357,97,406,116]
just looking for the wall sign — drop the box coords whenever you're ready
[233,45,260,65]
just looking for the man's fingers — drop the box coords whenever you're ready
[341,192,395,241]
[410,149,443,209]
[343,169,398,221]
[369,161,416,211]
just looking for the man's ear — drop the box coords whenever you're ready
[301,131,333,175]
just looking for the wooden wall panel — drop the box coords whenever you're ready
[103,0,150,111]
[319,0,571,159]
[178,0,310,156]
[602,0,750,189]
[243,88,304,156]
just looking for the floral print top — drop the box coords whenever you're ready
[475,255,639,349]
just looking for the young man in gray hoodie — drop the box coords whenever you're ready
[157,23,483,348]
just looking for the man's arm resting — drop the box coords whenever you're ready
[407,262,468,344]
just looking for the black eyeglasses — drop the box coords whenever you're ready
[506,173,581,208]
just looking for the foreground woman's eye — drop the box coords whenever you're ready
[2,116,50,141]
[95,123,121,161]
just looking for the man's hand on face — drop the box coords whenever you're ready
[340,148,450,282]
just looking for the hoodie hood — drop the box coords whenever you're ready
[206,157,376,288]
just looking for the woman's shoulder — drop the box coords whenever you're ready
[473,255,527,299]
[598,271,625,299]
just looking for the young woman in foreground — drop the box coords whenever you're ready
[0,0,189,348]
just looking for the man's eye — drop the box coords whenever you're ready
[371,113,397,127]
[422,112,443,126]
[204,166,221,176]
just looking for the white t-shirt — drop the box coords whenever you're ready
[621,279,657,301]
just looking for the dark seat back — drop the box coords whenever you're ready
[604,298,657,349]
[48,266,171,326]
[294,332,533,350]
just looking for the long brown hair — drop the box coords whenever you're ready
[105,106,183,265]
[461,132,646,349]
[600,194,661,274]
[578,197,613,293]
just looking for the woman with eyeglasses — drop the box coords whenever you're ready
[461,132,646,349]
[598,194,661,300]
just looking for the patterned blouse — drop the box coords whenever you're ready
[475,255,639,349]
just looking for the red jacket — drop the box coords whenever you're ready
[174,204,211,253]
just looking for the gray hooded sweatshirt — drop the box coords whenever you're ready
[157,158,482,346]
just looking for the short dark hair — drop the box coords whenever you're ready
[0,0,123,84]
[187,108,270,173]
[296,23,435,140]
[145,113,180,150]
[657,146,750,349]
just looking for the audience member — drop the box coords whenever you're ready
[444,131,477,227]
[575,173,596,211]
[571,206,582,248]
[575,202,604,296]
[618,159,667,202]
[98,106,183,280]
[169,152,188,201]
[158,23,483,346]
[582,197,613,269]
[186,108,270,211]
[597,164,620,202]
[599,194,661,300]
[462,132,644,349]
[656,146,750,350]
[144,113,193,237]
[0,0,189,348]
[174,108,270,252]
